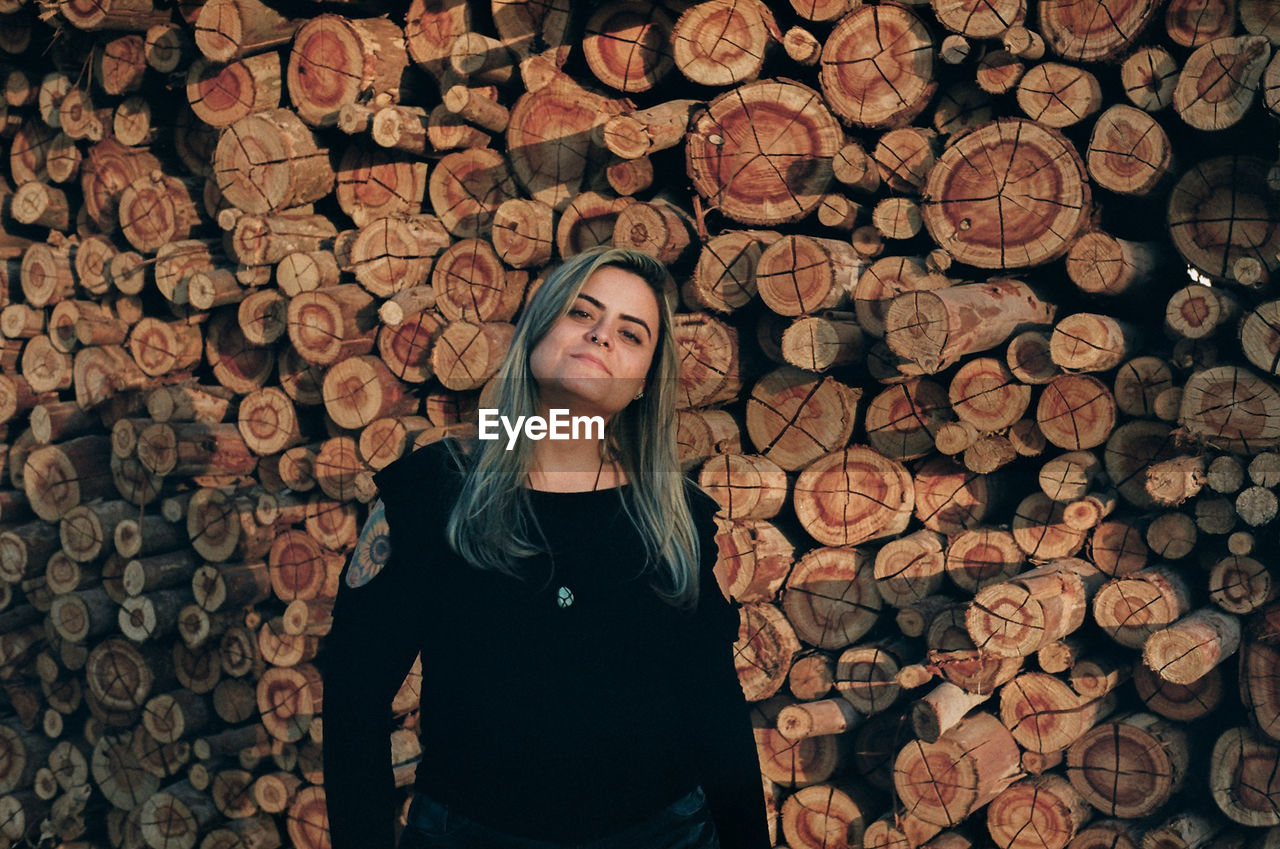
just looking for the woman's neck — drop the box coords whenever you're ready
[525,440,627,492]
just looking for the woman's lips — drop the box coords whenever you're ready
[571,353,611,373]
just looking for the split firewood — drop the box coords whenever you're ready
[0,1,1278,842]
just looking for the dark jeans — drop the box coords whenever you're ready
[396,785,721,849]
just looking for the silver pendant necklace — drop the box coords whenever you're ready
[542,454,608,611]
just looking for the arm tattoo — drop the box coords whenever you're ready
[345,499,392,588]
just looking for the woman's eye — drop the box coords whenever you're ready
[567,307,640,342]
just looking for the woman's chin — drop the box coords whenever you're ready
[547,375,615,399]
[536,388,618,417]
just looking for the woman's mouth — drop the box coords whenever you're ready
[572,354,611,373]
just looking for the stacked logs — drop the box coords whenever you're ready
[0,0,1277,847]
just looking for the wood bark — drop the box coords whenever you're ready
[1168,156,1280,283]
[820,5,936,129]
[885,279,1056,374]
[1016,62,1102,128]
[1209,727,1280,826]
[967,558,1105,657]
[921,119,1090,269]
[186,53,281,129]
[894,711,1022,827]
[1143,607,1241,685]
[792,446,912,546]
[672,2,778,87]
[1180,365,1280,451]
[1173,36,1271,131]
[286,15,411,128]
[213,110,334,215]
[194,0,301,63]
[999,670,1115,753]
[687,80,842,225]
[743,367,856,470]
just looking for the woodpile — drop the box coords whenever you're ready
[0,0,1277,848]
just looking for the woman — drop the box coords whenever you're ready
[320,246,770,849]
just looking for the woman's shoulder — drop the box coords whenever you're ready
[682,477,722,527]
[372,437,470,504]
[679,478,738,638]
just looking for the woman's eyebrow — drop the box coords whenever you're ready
[575,293,653,339]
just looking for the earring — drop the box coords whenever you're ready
[634,391,644,399]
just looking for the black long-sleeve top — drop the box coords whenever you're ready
[318,439,770,849]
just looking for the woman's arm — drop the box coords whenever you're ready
[688,633,773,849]
[684,488,773,849]
[318,498,422,849]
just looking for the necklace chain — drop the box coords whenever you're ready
[531,453,608,610]
[528,453,609,492]
[591,453,605,491]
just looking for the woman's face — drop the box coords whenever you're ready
[528,265,661,421]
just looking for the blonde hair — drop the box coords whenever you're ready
[438,246,705,611]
